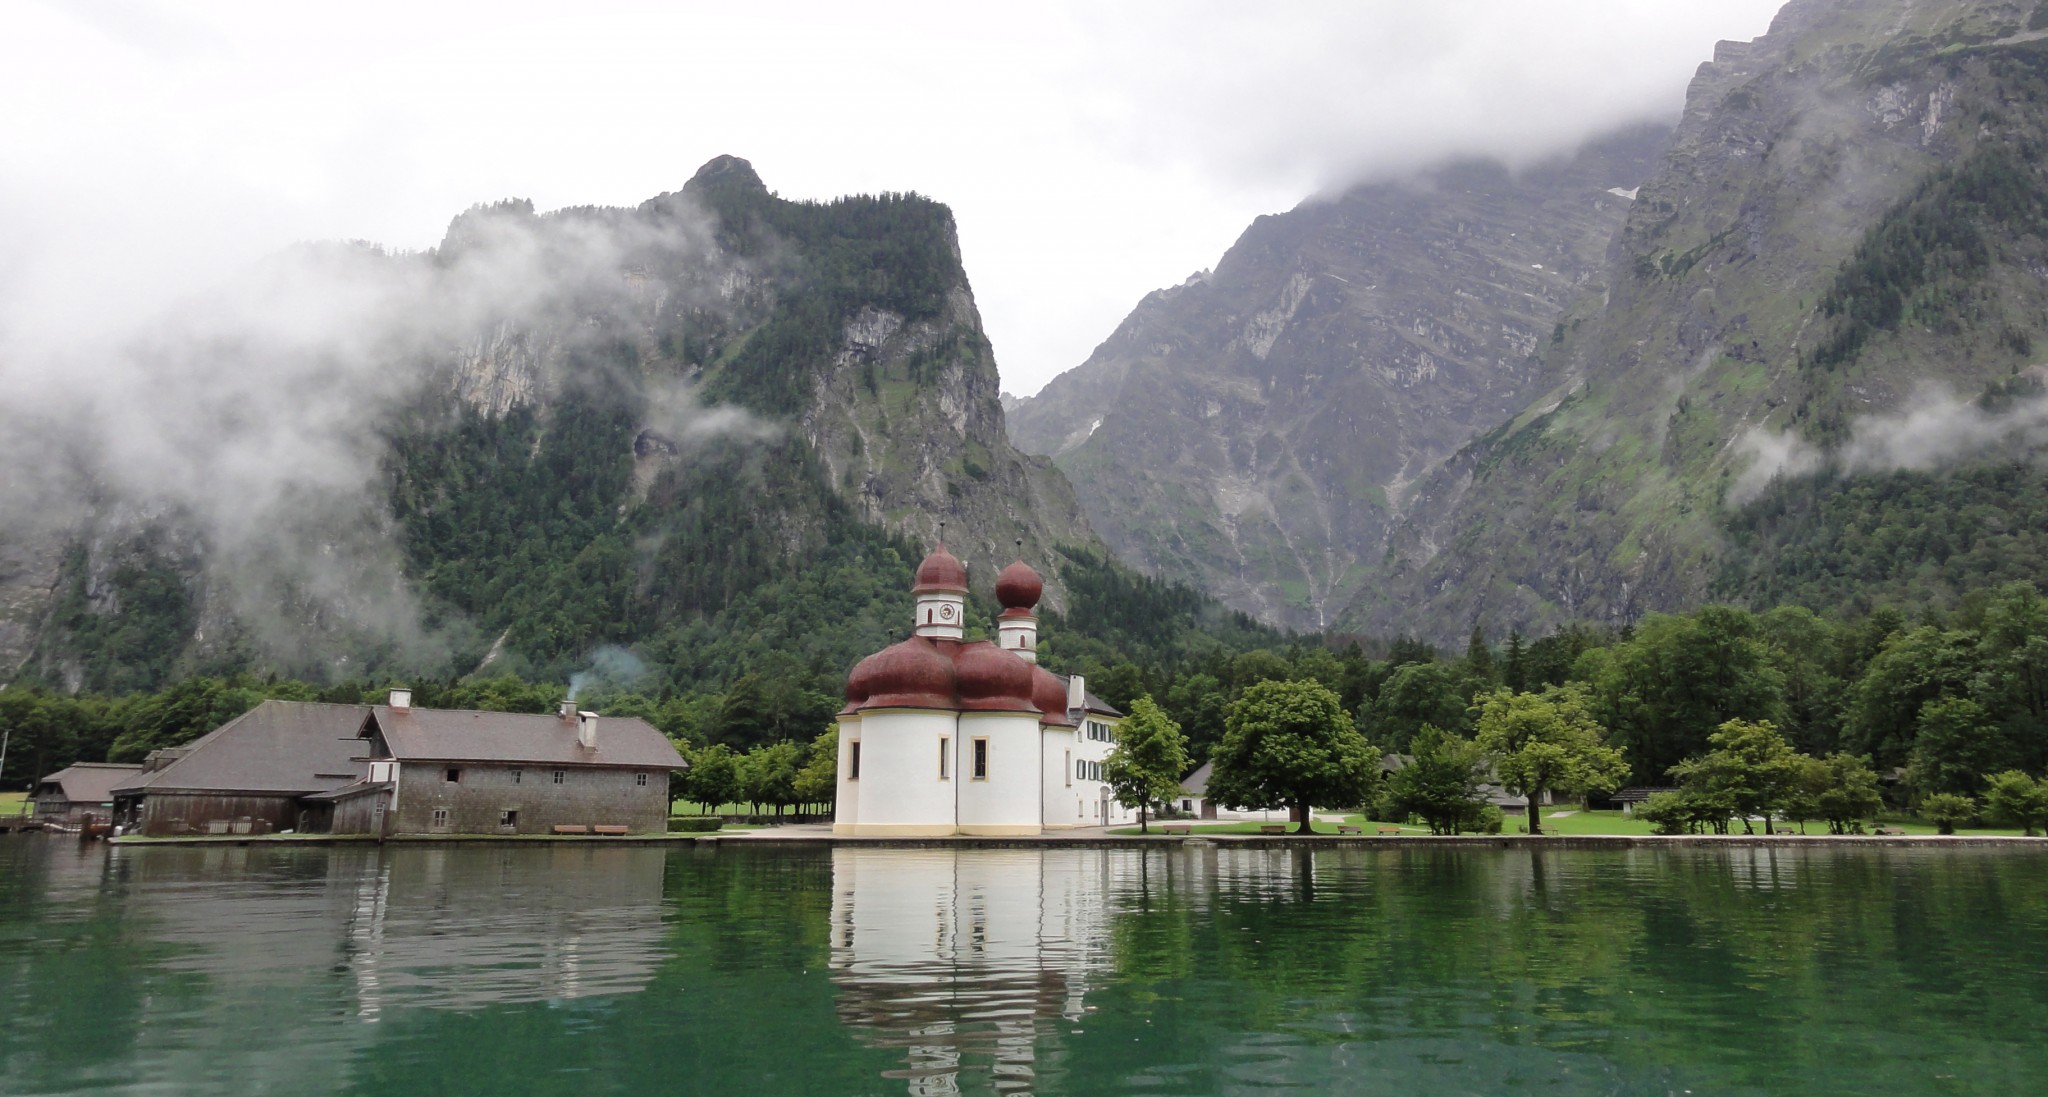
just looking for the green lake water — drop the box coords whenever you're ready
[2,838,2046,1096]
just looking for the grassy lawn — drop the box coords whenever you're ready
[1110,816,1434,836]
[1112,808,2036,838]
[1,791,27,816]
[1520,810,1657,836]
[672,801,816,819]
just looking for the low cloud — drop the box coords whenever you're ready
[0,195,766,678]
[1729,382,2048,505]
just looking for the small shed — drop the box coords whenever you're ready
[32,763,145,823]
[1178,761,1216,820]
[1609,787,1680,816]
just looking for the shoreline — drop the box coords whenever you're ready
[62,831,2048,849]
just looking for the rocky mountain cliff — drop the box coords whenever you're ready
[1008,127,1668,630]
[1355,0,2048,641]
[2,157,1097,690]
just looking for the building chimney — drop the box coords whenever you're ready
[1067,674,1086,715]
[559,699,577,720]
[577,712,599,750]
[389,687,411,711]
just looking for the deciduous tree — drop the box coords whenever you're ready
[1983,769,2048,836]
[793,729,839,813]
[1473,684,1628,835]
[684,743,741,814]
[1368,662,1475,752]
[1668,719,1803,834]
[1382,725,1491,835]
[1918,792,1976,835]
[1103,696,1190,833]
[1812,753,1884,834]
[1208,680,1376,835]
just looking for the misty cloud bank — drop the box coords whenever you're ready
[1729,383,2048,505]
[0,195,766,679]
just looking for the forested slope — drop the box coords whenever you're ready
[1,157,1190,705]
[1357,0,2048,641]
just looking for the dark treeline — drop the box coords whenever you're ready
[12,577,2048,833]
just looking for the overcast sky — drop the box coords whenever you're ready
[3,0,1782,398]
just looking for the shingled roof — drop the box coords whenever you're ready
[35,762,146,805]
[366,705,685,770]
[111,701,370,797]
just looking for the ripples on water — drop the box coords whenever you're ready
[1,838,2045,1096]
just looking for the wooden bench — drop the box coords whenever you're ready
[1336,824,1362,835]
[1160,823,1191,835]
[1875,826,1906,836]
[1376,826,1403,835]
[552,824,589,835]
[1259,823,1287,834]
[592,825,629,836]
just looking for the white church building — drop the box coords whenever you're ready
[833,546,1135,836]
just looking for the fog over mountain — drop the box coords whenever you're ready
[0,1,1781,400]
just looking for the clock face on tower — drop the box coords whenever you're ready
[939,603,955,621]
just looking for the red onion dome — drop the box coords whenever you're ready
[994,559,1043,611]
[954,641,1039,712]
[1031,665,1076,727]
[844,638,956,711]
[911,545,969,594]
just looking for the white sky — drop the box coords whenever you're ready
[2,1,1782,398]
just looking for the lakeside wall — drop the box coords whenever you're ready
[80,832,2048,850]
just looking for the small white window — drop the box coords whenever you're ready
[1064,750,1071,787]
[431,807,450,829]
[512,769,522,784]
[636,772,648,787]
[850,741,861,780]
[939,737,951,779]
[552,770,565,785]
[972,738,989,780]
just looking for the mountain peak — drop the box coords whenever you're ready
[686,155,766,193]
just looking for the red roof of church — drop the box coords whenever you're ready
[842,636,1040,716]
[995,559,1042,610]
[910,546,968,594]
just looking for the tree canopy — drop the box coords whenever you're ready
[1102,696,1190,833]
[1473,684,1627,835]
[1207,680,1376,835]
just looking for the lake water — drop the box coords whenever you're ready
[2,838,2045,1096]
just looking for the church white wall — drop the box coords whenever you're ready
[1042,727,1083,828]
[833,716,861,833]
[956,711,1042,835]
[837,710,961,836]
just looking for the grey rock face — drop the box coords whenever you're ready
[1010,126,1668,629]
[1356,0,2048,643]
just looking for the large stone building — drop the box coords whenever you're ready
[109,694,685,837]
[833,547,1131,836]
[322,691,685,836]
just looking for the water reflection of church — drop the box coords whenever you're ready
[829,848,1120,1093]
[826,844,1322,1094]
